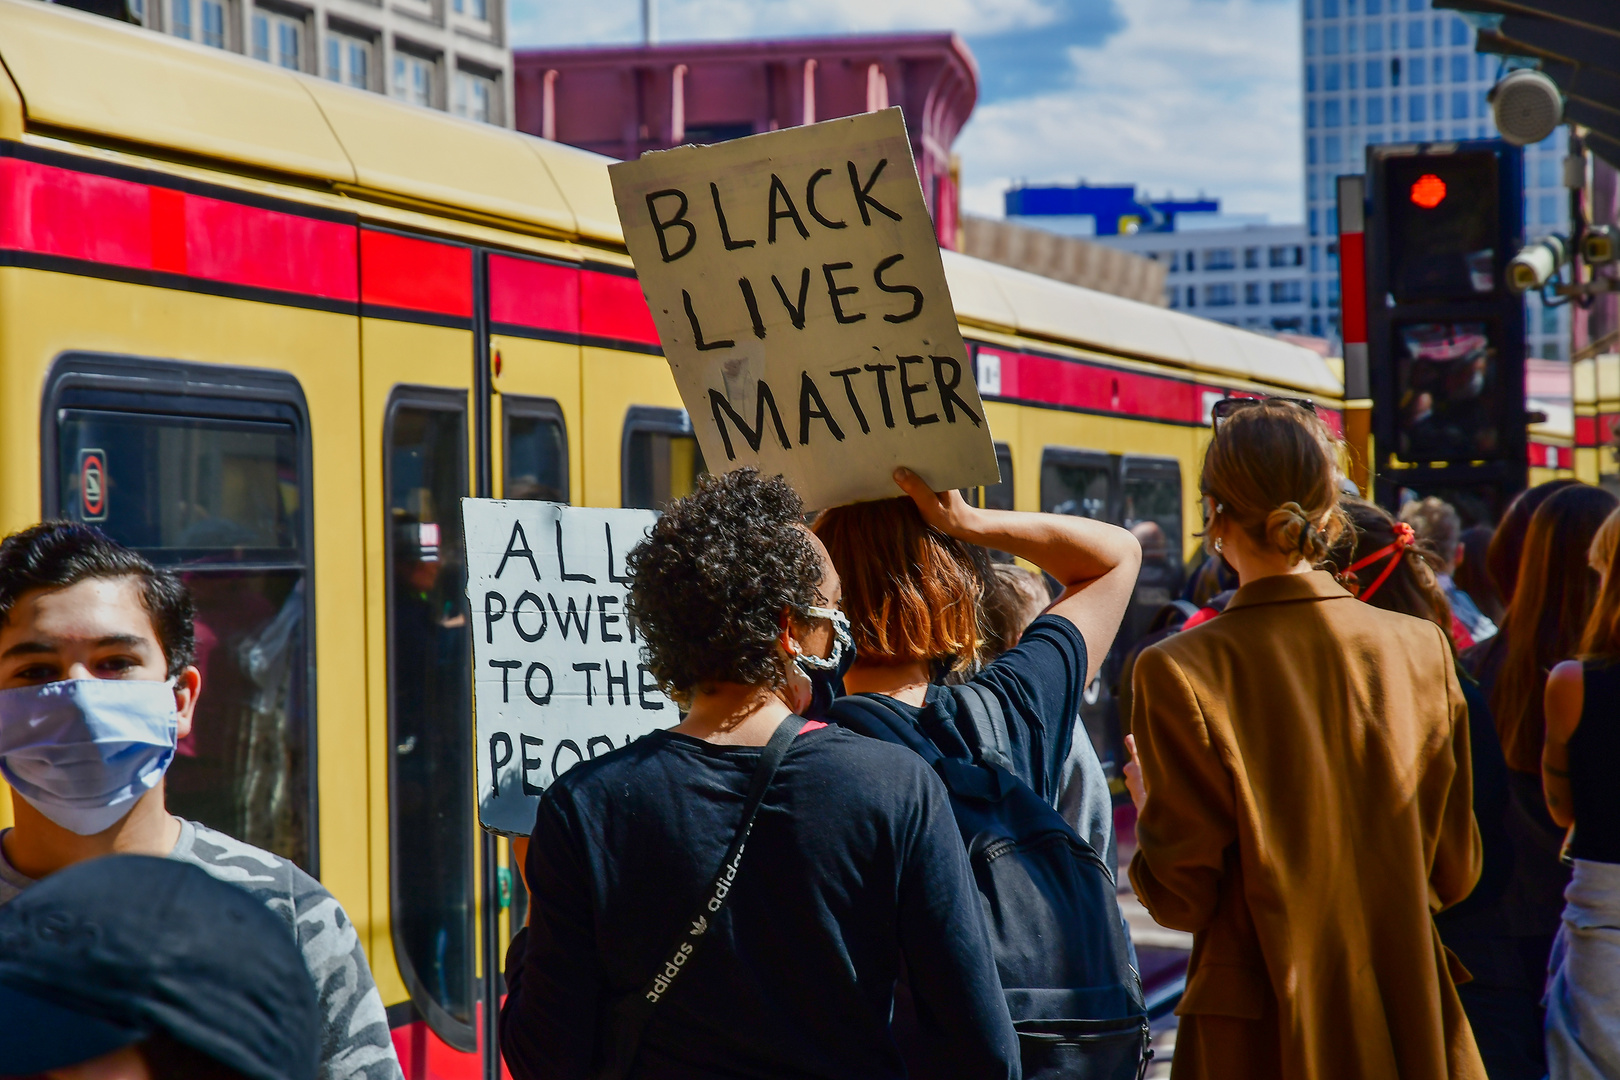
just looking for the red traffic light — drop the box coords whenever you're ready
[1410,173,1447,209]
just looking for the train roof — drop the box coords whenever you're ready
[0,0,1342,399]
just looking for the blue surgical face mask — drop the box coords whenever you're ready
[0,679,179,836]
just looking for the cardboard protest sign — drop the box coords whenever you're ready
[463,499,672,836]
[609,107,999,510]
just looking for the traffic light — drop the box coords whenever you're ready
[1360,140,1528,515]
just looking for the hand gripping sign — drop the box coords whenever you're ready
[463,498,673,835]
[609,107,1000,509]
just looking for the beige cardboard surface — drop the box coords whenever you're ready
[610,108,999,509]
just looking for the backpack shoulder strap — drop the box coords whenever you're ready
[949,682,1016,775]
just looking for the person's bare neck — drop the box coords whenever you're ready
[842,659,930,707]
[2,784,180,881]
[676,682,793,747]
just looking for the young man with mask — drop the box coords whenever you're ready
[0,522,403,1080]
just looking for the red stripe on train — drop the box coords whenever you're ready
[580,270,659,347]
[0,157,357,301]
[360,229,473,317]
[489,253,579,335]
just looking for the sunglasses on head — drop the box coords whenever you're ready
[1210,396,1318,429]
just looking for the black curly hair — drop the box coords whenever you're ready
[626,468,825,697]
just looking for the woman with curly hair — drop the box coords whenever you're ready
[1122,399,1484,1080]
[500,468,1017,1080]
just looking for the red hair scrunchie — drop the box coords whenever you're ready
[1346,521,1415,602]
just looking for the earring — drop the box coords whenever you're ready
[1214,537,1224,553]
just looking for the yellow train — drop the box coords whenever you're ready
[0,0,1373,1072]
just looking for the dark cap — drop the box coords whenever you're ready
[0,854,319,1080]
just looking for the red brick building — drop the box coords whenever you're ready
[513,33,977,248]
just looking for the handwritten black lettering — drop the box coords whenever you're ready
[767,173,810,242]
[709,383,791,460]
[484,591,507,644]
[799,371,845,445]
[587,736,616,758]
[598,595,624,642]
[647,189,696,262]
[874,254,924,323]
[524,663,553,706]
[489,732,512,799]
[931,355,983,427]
[573,662,602,705]
[739,278,767,340]
[772,269,810,330]
[556,520,596,583]
[898,355,940,427]
[710,182,755,250]
[520,734,545,795]
[806,167,846,229]
[494,521,540,581]
[551,740,583,781]
[549,593,593,640]
[822,262,865,324]
[863,363,898,428]
[829,368,871,434]
[512,591,548,642]
[683,290,735,352]
[848,159,902,226]
[638,664,667,711]
[605,523,634,586]
[606,661,630,704]
[488,659,521,701]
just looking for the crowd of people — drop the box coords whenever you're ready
[1,398,1618,1080]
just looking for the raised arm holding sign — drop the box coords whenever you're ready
[610,108,1000,509]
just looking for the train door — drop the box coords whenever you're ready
[359,225,486,1074]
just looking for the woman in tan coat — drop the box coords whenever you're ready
[1123,399,1484,1080]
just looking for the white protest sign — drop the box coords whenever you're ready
[609,107,1000,510]
[462,499,673,836]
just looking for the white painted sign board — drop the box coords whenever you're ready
[463,499,673,836]
[609,107,1000,510]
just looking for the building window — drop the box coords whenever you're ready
[1347,24,1359,53]
[1244,246,1261,269]
[1270,280,1304,304]
[453,69,497,124]
[1325,135,1343,163]
[1309,209,1320,237]
[1269,245,1303,268]
[1204,248,1236,271]
[1244,281,1262,305]
[1311,279,1322,308]
[1539,194,1560,224]
[201,0,225,47]
[1409,56,1426,86]
[1308,136,1318,165]
[252,7,303,70]
[1308,101,1318,129]
[393,51,435,108]
[1543,305,1560,335]
[1365,22,1383,51]
[1325,63,1341,91]
[1324,99,1342,127]
[1307,64,1316,92]
[452,0,488,19]
[1364,59,1383,89]
[1451,90,1469,119]
[1171,251,1181,272]
[1432,55,1443,83]
[1349,98,1360,125]
[1409,93,1426,122]
[1186,286,1196,308]
[170,0,191,39]
[1308,172,1319,201]
[1323,26,1341,55]
[1367,96,1384,124]
[1477,54,1488,80]
[1407,19,1424,49]
[1366,0,1381,11]
[1205,283,1237,307]
[1349,61,1360,90]
[1322,0,1337,16]
[1538,157,1559,188]
[1451,16,1468,45]
[1450,53,1468,82]
[1306,28,1316,56]
[325,31,370,89]
[1186,251,1196,271]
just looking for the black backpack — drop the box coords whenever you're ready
[828,686,1150,1080]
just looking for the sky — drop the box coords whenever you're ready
[509,0,1305,225]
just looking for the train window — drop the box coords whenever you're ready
[45,357,315,872]
[1120,456,1185,578]
[622,406,706,511]
[1041,448,1115,521]
[385,389,476,1050]
[985,443,1016,511]
[503,396,568,503]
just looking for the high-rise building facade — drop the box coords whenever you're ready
[1301,0,1568,362]
[102,0,512,126]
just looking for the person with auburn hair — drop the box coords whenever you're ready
[1325,501,1529,1079]
[1122,398,1484,1080]
[500,468,1017,1080]
[813,468,1141,871]
[1540,507,1620,1080]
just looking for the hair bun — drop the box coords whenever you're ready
[1266,501,1329,563]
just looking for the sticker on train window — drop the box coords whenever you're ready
[609,107,999,509]
[462,498,674,836]
[79,448,108,521]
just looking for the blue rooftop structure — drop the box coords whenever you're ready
[1003,183,1220,235]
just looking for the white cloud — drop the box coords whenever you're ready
[513,0,1060,48]
[957,0,1302,224]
